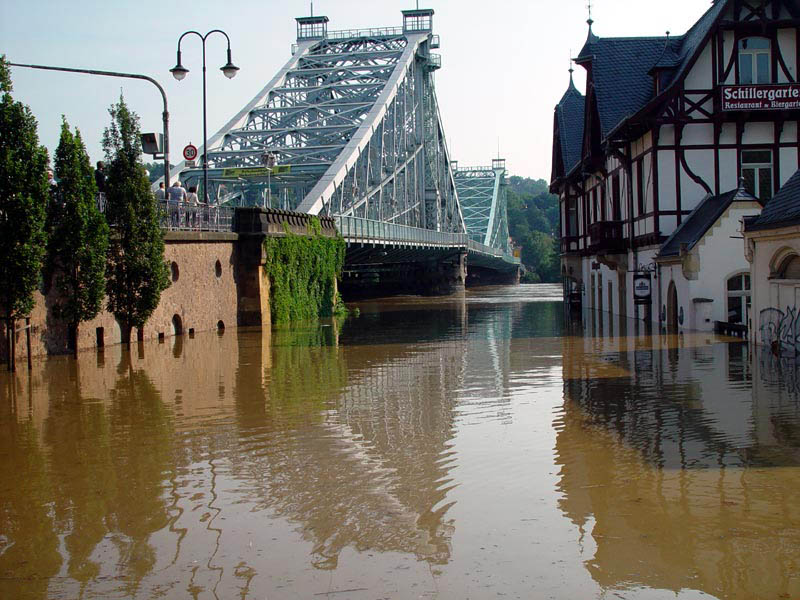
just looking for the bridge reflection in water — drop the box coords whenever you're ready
[1,287,799,599]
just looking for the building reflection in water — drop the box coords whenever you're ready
[556,316,800,599]
[9,287,797,599]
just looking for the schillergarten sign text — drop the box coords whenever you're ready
[721,83,800,111]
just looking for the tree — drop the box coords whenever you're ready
[0,55,50,369]
[102,95,169,344]
[506,175,561,282]
[49,117,110,353]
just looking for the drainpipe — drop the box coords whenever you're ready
[657,261,663,332]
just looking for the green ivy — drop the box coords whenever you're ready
[263,218,345,324]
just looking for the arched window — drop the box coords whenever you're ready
[777,255,800,279]
[726,272,751,324]
[738,37,770,84]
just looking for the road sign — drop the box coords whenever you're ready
[183,144,198,161]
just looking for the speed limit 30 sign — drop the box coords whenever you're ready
[183,144,198,161]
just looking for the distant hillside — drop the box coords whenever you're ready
[506,176,560,283]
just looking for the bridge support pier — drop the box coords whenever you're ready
[233,208,339,326]
[235,235,271,328]
[418,252,467,296]
[340,252,467,299]
[466,265,520,287]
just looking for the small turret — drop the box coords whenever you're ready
[296,15,329,41]
[576,7,599,63]
[402,8,434,33]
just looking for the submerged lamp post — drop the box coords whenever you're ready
[170,30,239,203]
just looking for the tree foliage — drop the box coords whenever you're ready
[102,95,169,341]
[49,117,109,337]
[0,55,50,322]
[506,176,560,283]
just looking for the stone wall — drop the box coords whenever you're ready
[1,233,239,364]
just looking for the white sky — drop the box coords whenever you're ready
[1,0,709,181]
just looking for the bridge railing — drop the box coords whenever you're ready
[327,27,404,40]
[335,215,520,264]
[336,215,466,247]
[468,239,520,264]
[96,194,234,233]
[159,201,234,233]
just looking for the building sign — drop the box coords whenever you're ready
[721,84,800,111]
[221,165,291,178]
[633,273,652,305]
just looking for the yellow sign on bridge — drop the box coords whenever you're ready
[221,165,291,178]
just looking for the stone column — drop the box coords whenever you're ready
[235,234,270,327]
[418,252,467,296]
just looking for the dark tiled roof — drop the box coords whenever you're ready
[575,0,730,140]
[556,77,585,173]
[651,39,682,71]
[670,0,729,83]
[750,169,800,229]
[659,185,760,257]
[590,37,669,136]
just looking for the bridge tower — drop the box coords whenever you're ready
[174,8,464,235]
[453,159,511,254]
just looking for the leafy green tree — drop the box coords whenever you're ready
[49,117,110,352]
[506,176,561,282]
[102,95,169,344]
[0,55,49,366]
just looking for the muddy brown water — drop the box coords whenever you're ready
[0,284,798,599]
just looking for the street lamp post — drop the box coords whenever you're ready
[8,62,170,188]
[170,30,239,203]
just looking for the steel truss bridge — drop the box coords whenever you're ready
[169,9,518,276]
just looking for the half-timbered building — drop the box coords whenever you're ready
[551,0,800,331]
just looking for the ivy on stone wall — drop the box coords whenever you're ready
[263,218,346,323]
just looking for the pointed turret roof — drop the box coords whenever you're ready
[554,68,585,174]
[576,18,599,62]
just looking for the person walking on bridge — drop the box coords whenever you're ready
[168,180,186,228]
[168,180,186,202]
[155,181,166,201]
[94,161,106,194]
[186,185,199,228]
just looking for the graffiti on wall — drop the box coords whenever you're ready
[760,306,800,355]
[759,345,800,395]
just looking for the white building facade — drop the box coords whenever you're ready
[744,169,800,349]
[551,0,800,332]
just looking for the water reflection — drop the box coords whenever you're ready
[2,286,800,599]
[556,316,800,599]
[0,306,479,597]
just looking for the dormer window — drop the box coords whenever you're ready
[738,37,770,84]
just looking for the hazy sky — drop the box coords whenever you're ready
[1,0,709,181]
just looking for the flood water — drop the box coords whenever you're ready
[1,284,798,599]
